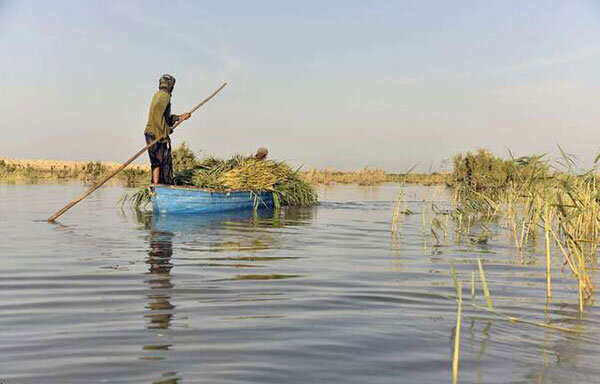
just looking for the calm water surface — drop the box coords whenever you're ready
[1,184,599,383]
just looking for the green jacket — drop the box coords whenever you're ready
[144,90,178,141]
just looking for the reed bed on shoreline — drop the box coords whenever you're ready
[0,157,149,186]
[302,167,450,186]
[302,167,388,185]
[1,152,450,187]
[392,148,600,317]
[388,172,451,185]
[450,149,599,305]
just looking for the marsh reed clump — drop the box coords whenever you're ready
[0,160,16,174]
[448,148,600,307]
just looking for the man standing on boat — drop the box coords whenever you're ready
[144,74,190,184]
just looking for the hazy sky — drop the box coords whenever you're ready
[2,0,600,172]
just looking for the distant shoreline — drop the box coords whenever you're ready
[0,157,150,172]
[0,157,450,186]
[0,157,149,186]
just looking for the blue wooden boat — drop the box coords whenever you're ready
[150,185,274,214]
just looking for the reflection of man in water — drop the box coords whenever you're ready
[145,230,175,329]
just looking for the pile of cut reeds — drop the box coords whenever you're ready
[184,156,317,207]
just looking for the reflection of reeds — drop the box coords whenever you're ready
[477,258,493,310]
[452,280,462,384]
[543,206,552,298]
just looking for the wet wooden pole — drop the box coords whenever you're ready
[47,82,227,222]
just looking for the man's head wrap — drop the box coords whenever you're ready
[159,74,176,92]
[254,147,268,160]
[256,147,268,156]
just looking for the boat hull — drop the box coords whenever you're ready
[151,185,274,214]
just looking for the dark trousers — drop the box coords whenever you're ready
[145,133,174,185]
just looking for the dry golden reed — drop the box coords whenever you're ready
[449,148,599,310]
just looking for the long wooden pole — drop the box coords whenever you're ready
[47,82,227,222]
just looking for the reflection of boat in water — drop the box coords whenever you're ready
[150,185,274,214]
[152,208,272,233]
[130,206,316,258]
[129,205,314,375]
[144,206,314,234]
